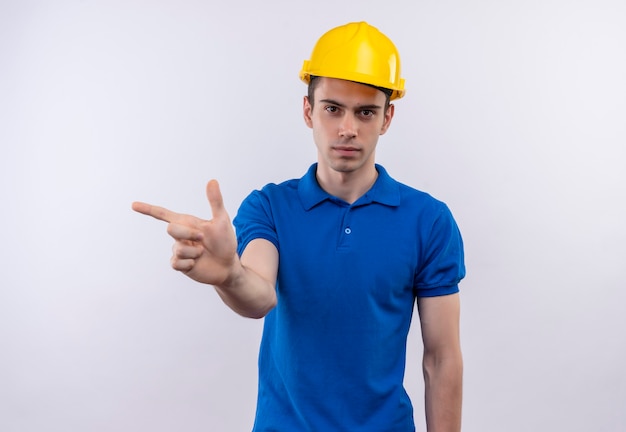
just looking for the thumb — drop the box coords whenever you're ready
[206,179,227,219]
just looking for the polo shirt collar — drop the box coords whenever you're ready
[298,163,401,211]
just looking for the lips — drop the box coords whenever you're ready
[332,146,360,156]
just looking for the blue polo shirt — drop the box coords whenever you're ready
[234,164,465,432]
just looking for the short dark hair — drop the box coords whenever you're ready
[307,76,392,111]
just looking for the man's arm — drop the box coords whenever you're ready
[213,238,278,319]
[132,180,277,319]
[417,293,463,432]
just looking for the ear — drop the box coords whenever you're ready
[303,96,313,129]
[379,104,395,135]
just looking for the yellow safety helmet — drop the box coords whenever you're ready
[300,21,405,100]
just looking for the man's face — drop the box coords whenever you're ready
[303,77,394,176]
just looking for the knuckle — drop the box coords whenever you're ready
[171,257,194,272]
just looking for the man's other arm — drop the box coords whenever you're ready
[417,293,463,432]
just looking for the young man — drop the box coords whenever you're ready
[133,22,465,432]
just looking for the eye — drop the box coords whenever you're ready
[325,105,339,114]
[359,109,375,119]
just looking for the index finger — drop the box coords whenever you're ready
[131,201,180,223]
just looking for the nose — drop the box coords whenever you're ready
[339,113,357,139]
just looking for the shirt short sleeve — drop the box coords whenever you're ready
[233,189,279,256]
[414,203,466,297]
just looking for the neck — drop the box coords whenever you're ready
[315,164,378,204]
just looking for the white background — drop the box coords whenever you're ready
[2,0,625,431]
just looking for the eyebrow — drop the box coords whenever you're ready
[319,98,383,110]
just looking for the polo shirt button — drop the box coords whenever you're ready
[344,227,352,234]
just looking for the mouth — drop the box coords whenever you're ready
[332,146,360,157]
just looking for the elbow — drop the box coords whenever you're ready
[423,346,463,378]
[243,301,276,319]
[237,294,277,319]
[214,282,277,319]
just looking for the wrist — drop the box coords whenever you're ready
[217,257,244,290]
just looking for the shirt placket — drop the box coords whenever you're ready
[337,206,353,252]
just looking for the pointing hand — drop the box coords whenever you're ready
[132,180,239,286]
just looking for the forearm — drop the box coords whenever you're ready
[214,262,277,319]
[423,350,463,432]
